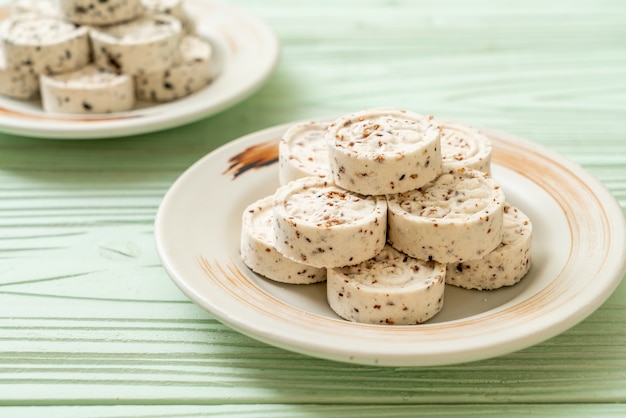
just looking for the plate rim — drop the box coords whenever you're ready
[155,121,626,366]
[0,0,280,139]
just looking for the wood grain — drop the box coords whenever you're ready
[0,0,625,415]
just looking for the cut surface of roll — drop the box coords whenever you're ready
[327,107,442,195]
[278,121,331,185]
[241,195,326,284]
[90,14,182,76]
[40,64,134,114]
[273,175,387,268]
[387,168,506,264]
[0,15,90,75]
[440,121,493,174]
[327,245,446,325]
[446,204,532,290]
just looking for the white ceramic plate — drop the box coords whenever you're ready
[155,123,626,367]
[0,0,279,139]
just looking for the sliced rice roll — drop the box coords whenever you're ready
[387,168,506,264]
[278,120,331,185]
[440,121,493,174]
[141,0,196,33]
[57,0,143,25]
[135,35,212,102]
[90,14,182,76]
[241,195,326,284]
[39,64,134,113]
[0,15,90,75]
[446,204,532,290]
[273,175,387,268]
[327,107,442,195]
[327,244,446,325]
[0,46,39,99]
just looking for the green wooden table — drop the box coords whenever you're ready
[1,0,625,416]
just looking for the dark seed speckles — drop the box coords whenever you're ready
[104,52,122,72]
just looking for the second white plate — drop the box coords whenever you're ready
[0,0,279,139]
[155,123,626,367]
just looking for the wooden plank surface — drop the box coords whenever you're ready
[0,0,625,416]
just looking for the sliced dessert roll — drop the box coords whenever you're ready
[0,15,90,75]
[273,175,387,268]
[142,0,196,33]
[141,0,186,20]
[387,168,506,264]
[327,107,441,195]
[40,64,134,113]
[0,47,39,99]
[440,122,493,174]
[241,195,326,284]
[327,244,446,325]
[278,121,331,185]
[90,14,182,76]
[446,204,532,290]
[135,35,212,102]
[57,0,143,25]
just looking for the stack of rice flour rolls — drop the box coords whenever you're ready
[241,108,533,325]
[0,0,211,113]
